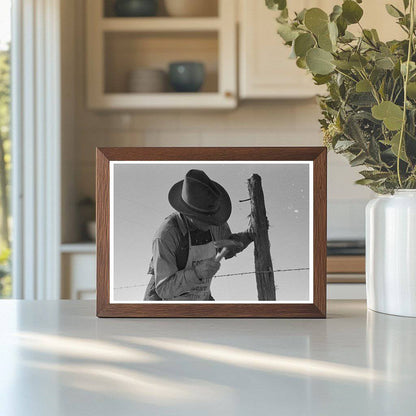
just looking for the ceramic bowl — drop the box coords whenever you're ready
[168,62,205,92]
[127,68,167,93]
[114,0,158,17]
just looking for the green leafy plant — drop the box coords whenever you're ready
[266,0,416,193]
[0,245,11,298]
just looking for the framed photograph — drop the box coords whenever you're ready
[96,147,327,318]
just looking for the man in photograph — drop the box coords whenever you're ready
[144,169,254,301]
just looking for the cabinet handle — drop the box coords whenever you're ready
[225,91,234,98]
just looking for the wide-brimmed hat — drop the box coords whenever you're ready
[168,169,232,225]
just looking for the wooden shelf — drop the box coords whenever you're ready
[86,0,237,110]
[327,256,365,274]
[101,17,221,32]
[89,92,235,110]
[61,242,96,254]
[327,256,366,284]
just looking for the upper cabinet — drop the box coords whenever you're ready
[86,0,237,109]
[238,0,404,100]
[239,0,322,99]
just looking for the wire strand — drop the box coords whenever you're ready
[114,267,309,290]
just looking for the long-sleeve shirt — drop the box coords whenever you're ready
[144,212,253,300]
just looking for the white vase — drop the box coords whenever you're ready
[366,190,416,317]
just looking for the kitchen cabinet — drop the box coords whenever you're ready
[61,244,96,300]
[86,0,237,109]
[239,0,324,99]
[238,0,405,99]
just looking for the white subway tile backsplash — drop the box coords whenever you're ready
[145,130,202,146]
[131,111,183,130]
[72,99,373,239]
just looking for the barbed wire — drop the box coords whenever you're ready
[114,267,309,290]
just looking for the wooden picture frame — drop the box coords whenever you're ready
[96,147,327,318]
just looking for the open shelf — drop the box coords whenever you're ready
[103,0,219,18]
[61,242,96,254]
[104,31,219,94]
[86,0,236,109]
[91,92,234,109]
[101,17,221,32]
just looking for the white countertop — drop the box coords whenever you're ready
[0,300,415,415]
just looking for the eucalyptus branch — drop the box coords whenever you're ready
[358,69,381,104]
[267,0,416,193]
[393,86,404,103]
[390,79,398,101]
[334,68,358,83]
[397,0,415,188]
[358,22,378,49]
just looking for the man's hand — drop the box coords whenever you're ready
[213,239,244,251]
[194,258,220,280]
[213,239,244,260]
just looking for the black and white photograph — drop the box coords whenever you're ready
[110,161,313,303]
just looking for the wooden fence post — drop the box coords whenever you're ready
[248,174,276,301]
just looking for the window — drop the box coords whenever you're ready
[0,0,11,298]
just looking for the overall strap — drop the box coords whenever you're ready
[173,213,190,271]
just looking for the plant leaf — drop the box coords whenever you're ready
[313,74,332,85]
[381,132,409,162]
[369,136,381,162]
[407,82,416,99]
[330,5,343,22]
[266,0,287,11]
[350,152,368,167]
[336,15,348,36]
[359,170,392,180]
[334,139,356,152]
[277,23,299,42]
[371,101,403,130]
[385,4,404,18]
[339,31,356,42]
[356,79,372,92]
[342,0,364,24]
[371,29,380,42]
[349,92,377,107]
[304,8,329,35]
[333,59,353,70]
[294,33,315,57]
[375,56,395,70]
[355,178,377,185]
[295,8,307,22]
[296,57,307,69]
[306,48,335,75]
[401,61,416,76]
[349,53,368,69]
[318,31,334,52]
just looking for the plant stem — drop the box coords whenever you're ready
[334,68,357,83]
[358,69,380,104]
[397,0,415,188]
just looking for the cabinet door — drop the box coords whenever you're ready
[238,0,404,99]
[62,253,96,300]
[239,0,321,99]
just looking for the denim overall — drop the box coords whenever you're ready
[171,220,216,301]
